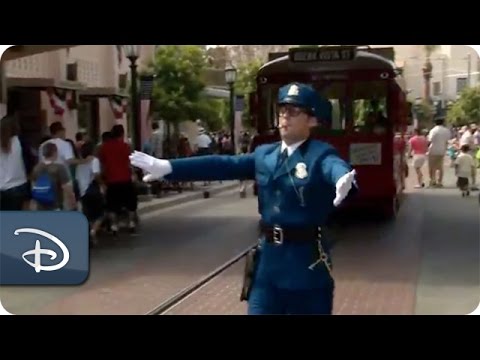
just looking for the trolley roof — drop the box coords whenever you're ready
[258,46,398,76]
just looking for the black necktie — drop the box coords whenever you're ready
[278,148,288,168]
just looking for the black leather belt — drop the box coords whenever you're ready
[260,224,322,245]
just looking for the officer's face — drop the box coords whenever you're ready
[278,105,317,142]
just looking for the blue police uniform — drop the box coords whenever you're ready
[161,83,356,315]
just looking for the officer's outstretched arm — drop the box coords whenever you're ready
[130,151,255,182]
[321,148,352,186]
[321,148,358,206]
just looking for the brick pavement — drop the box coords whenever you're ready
[164,160,480,316]
[165,173,422,315]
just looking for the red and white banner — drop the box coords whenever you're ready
[109,96,127,119]
[46,87,67,116]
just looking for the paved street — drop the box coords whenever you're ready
[1,166,478,315]
[166,166,480,315]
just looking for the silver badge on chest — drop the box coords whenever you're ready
[294,162,308,179]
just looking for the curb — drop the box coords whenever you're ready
[137,182,241,216]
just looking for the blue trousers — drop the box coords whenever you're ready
[247,283,334,315]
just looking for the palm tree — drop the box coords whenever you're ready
[422,45,440,103]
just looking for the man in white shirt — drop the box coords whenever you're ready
[150,121,164,158]
[459,124,478,189]
[195,128,212,156]
[427,117,451,187]
[39,122,92,170]
[459,125,474,148]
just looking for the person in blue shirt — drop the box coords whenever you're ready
[130,82,357,315]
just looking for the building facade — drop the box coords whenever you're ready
[2,45,156,147]
[372,45,480,103]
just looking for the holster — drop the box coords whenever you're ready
[240,246,259,302]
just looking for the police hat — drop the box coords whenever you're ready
[315,96,332,124]
[278,82,332,124]
[278,83,317,115]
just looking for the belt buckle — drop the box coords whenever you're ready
[272,225,284,245]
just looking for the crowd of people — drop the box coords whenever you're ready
[143,122,254,192]
[0,115,139,245]
[407,117,480,197]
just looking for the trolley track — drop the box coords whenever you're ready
[145,244,256,315]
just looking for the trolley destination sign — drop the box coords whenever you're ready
[289,46,357,63]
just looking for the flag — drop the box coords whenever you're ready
[46,87,67,116]
[109,96,127,119]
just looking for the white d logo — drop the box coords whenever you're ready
[15,228,70,273]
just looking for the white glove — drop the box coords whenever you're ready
[333,169,356,207]
[129,151,172,182]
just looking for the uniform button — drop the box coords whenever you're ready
[273,206,280,213]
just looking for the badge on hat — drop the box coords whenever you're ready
[295,162,308,179]
[287,84,300,96]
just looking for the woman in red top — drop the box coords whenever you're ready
[408,128,429,188]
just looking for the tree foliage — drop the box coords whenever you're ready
[234,58,263,95]
[414,100,435,127]
[148,45,207,125]
[447,86,480,126]
[190,96,228,131]
[233,59,263,129]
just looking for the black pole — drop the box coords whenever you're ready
[129,58,139,150]
[229,83,235,154]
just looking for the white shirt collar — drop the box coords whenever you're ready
[281,139,306,157]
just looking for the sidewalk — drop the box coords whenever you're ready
[137,181,243,216]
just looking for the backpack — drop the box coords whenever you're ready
[31,170,56,206]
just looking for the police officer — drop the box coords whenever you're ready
[130,83,357,315]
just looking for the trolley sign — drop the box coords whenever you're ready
[289,46,357,63]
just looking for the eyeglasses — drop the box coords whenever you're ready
[277,106,306,117]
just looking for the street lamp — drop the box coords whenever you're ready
[225,64,237,154]
[124,45,141,150]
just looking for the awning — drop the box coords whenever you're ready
[6,77,85,90]
[2,45,78,61]
[78,87,129,100]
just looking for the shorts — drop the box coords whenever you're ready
[457,177,469,189]
[0,182,30,211]
[412,154,426,169]
[81,192,104,222]
[105,181,137,213]
[428,155,444,170]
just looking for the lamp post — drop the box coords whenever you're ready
[225,64,237,154]
[124,45,141,150]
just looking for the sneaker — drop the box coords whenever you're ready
[110,224,119,237]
